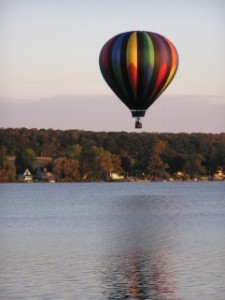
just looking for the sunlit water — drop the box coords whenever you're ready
[0,182,225,300]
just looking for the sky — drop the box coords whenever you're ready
[0,0,225,132]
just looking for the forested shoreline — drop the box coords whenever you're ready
[0,128,225,182]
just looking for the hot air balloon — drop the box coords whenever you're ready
[99,31,178,128]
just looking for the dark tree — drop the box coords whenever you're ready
[15,149,36,174]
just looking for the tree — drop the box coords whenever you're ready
[0,146,7,168]
[121,156,134,178]
[81,146,113,180]
[0,162,16,182]
[52,157,64,181]
[111,155,122,174]
[169,155,186,174]
[184,154,207,178]
[52,158,80,182]
[0,147,16,182]
[1,129,225,181]
[68,144,82,160]
[15,149,36,174]
[62,159,80,181]
[146,141,169,180]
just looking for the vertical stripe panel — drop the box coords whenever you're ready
[111,34,129,99]
[159,39,178,94]
[142,33,155,99]
[126,32,138,99]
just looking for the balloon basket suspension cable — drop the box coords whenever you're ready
[131,110,145,129]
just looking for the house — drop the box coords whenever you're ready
[22,169,33,182]
[34,167,55,182]
[214,168,225,181]
[109,172,125,181]
[174,171,185,180]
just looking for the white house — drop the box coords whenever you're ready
[109,172,124,181]
[23,169,33,182]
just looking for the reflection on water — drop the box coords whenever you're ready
[0,182,225,299]
[101,194,180,299]
[102,252,178,300]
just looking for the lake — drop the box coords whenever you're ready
[0,182,225,300]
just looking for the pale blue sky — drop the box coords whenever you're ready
[0,0,225,132]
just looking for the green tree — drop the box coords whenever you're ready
[1,129,225,181]
[169,155,186,174]
[68,144,82,160]
[184,154,207,178]
[81,146,113,180]
[15,149,36,174]
[146,141,169,180]
[121,156,135,179]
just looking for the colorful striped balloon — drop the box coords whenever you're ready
[99,31,179,128]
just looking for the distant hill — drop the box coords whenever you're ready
[0,95,225,132]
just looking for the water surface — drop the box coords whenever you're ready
[0,182,225,299]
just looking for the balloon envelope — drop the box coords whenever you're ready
[99,31,179,125]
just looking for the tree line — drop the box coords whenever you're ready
[0,128,225,182]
